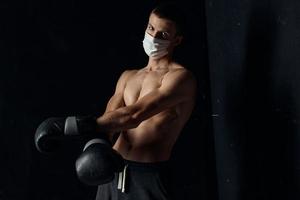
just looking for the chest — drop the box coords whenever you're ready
[123,71,166,106]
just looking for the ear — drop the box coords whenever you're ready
[173,36,183,46]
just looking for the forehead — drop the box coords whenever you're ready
[148,13,176,32]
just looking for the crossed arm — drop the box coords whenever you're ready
[96,69,196,136]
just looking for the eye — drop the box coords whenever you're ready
[147,25,154,30]
[162,32,170,39]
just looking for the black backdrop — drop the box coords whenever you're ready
[0,0,299,199]
[206,0,300,199]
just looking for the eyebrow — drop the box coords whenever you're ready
[147,23,170,33]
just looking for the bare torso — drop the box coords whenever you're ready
[113,64,196,162]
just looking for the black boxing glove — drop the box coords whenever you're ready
[34,115,107,154]
[75,138,124,186]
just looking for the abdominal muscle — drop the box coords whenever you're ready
[113,108,183,162]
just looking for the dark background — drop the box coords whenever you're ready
[0,0,299,199]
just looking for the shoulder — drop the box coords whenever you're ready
[120,69,138,77]
[118,69,138,81]
[160,64,197,100]
[165,63,197,87]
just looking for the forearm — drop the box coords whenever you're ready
[96,106,139,134]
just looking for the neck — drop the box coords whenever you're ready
[147,54,173,71]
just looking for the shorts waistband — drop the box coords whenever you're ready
[124,159,170,171]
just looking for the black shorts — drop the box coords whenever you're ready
[95,160,172,200]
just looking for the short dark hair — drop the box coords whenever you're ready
[152,2,186,36]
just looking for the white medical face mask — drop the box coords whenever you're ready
[142,32,171,59]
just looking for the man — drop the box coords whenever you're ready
[35,2,197,200]
[93,2,197,200]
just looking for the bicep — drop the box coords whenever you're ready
[105,70,133,112]
[105,93,124,113]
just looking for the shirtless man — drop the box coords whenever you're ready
[34,2,196,200]
[92,3,197,199]
[97,5,196,164]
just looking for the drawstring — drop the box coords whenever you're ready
[117,164,128,193]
